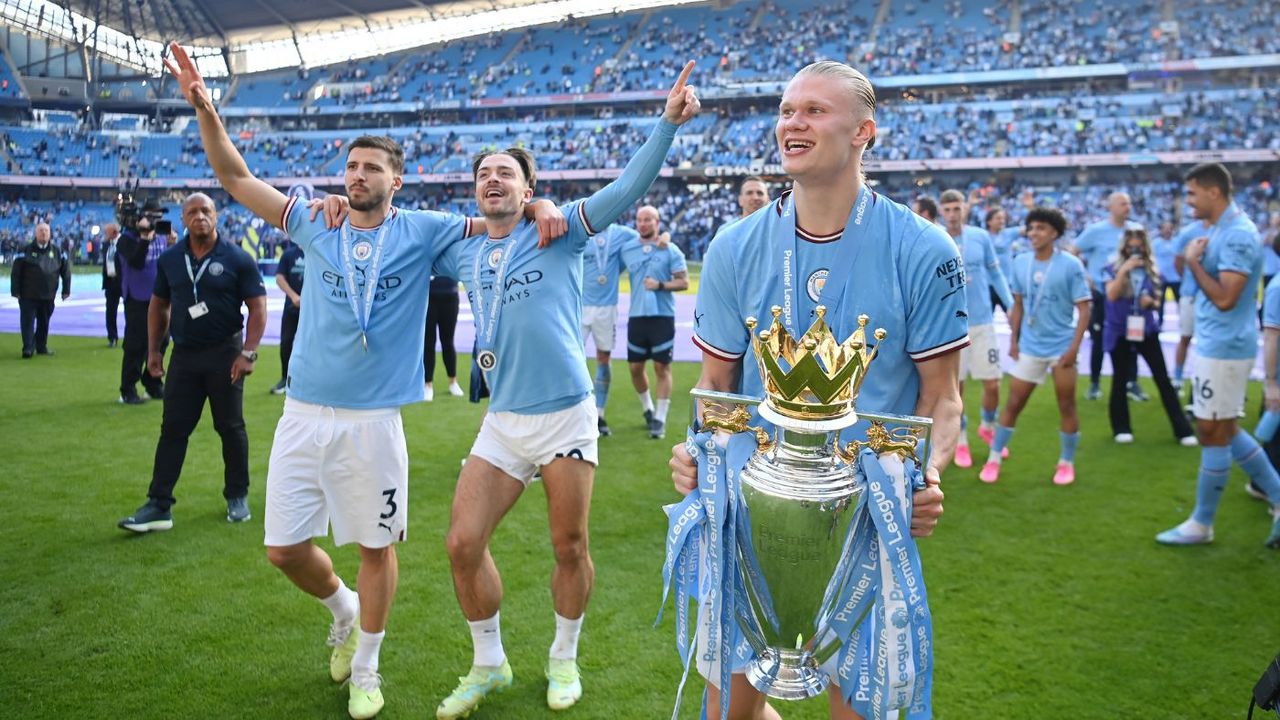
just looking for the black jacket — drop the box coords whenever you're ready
[102,239,123,292]
[10,240,70,300]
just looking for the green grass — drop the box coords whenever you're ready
[0,333,1275,719]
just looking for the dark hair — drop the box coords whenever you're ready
[1025,206,1067,238]
[1184,162,1233,199]
[939,189,965,205]
[472,147,538,190]
[740,175,766,191]
[346,136,405,174]
[913,196,938,221]
[985,206,1006,229]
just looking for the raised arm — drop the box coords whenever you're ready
[581,61,700,231]
[163,42,288,228]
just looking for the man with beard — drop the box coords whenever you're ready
[159,41,562,719]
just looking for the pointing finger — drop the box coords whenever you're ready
[671,60,695,94]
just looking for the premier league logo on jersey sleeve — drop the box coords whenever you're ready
[353,241,374,262]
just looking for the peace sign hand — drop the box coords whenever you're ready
[162,41,214,114]
[663,61,701,126]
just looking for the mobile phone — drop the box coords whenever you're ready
[155,220,172,235]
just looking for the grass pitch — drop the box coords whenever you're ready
[0,333,1275,719]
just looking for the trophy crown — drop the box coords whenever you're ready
[747,306,885,422]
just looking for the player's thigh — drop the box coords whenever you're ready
[1009,354,1052,386]
[1190,354,1251,422]
[322,410,410,548]
[450,454,525,549]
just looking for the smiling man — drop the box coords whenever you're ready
[431,61,700,719]
[668,60,961,720]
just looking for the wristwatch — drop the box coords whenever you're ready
[241,349,258,362]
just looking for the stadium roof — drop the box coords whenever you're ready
[55,0,552,45]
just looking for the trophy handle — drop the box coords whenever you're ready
[691,389,775,452]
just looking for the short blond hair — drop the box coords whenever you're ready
[793,61,877,149]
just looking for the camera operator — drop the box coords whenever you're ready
[1103,228,1195,445]
[116,197,170,404]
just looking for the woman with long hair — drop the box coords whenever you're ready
[1103,227,1196,445]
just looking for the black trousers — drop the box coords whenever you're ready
[1108,333,1192,438]
[989,285,1007,315]
[105,287,121,342]
[279,308,299,381]
[147,337,249,510]
[425,291,460,382]
[17,298,53,353]
[121,298,165,398]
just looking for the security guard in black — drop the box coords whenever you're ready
[141,193,267,513]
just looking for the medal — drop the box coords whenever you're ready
[361,332,368,352]
[476,350,497,371]
[472,235,518,381]
[341,215,392,354]
[597,274,608,285]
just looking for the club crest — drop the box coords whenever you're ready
[806,269,828,302]
[487,247,504,268]
[208,262,225,277]
[353,240,374,261]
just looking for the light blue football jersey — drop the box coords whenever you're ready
[951,225,1012,327]
[282,196,471,408]
[435,117,682,413]
[582,223,638,307]
[1263,276,1280,378]
[1073,218,1142,286]
[1175,220,1207,296]
[1010,250,1091,358]
[621,236,687,318]
[1193,204,1263,360]
[435,201,593,414]
[694,188,970,432]
[991,226,1019,277]
[1152,233,1179,283]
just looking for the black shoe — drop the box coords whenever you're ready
[21,351,32,359]
[119,394,147,406]
[108,339,118,348]
[643,408,655,430]
[649,418,666,439]
[145,385,164,401]
[118,501,173,533]
[35,348,53,356]
[1127,381,1151,402]
[270,379,287,395]
[597,416,612,437]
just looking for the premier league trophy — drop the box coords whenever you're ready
[666,305,933,719]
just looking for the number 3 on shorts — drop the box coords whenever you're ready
[380,489,398,520]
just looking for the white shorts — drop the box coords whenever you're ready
[582,304,617,354]
[1010,353,1061,385]
[958,324,1001,381]
[264,398,409,549]
[1190,354,1251,421]
[1179,295,1196,338]
[470,397,599,485]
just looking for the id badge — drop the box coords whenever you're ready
[189,301,210,319]
[1125,314,1144,342]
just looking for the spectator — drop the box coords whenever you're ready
[10,222,70,358]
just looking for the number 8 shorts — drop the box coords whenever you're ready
[958,323,1001,381]
[265,398,409,549]
[1189,353,1253,421]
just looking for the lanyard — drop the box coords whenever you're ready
[471,231,520,356]
[592,232,610,276]
[340,216,393,352]
[184,253,212,304]
[1026,250,1058,323]
[778,185,872,335]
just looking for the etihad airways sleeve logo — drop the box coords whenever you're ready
[936,255,966,300]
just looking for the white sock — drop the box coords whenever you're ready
[656,398,671,423]
[986,451,1003,465]
[550,613,583,661]
[469,613,506,667]
[957,435,969,449]
[351,629,384,683]
[638,391,654,414]
[320,583,359,627]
